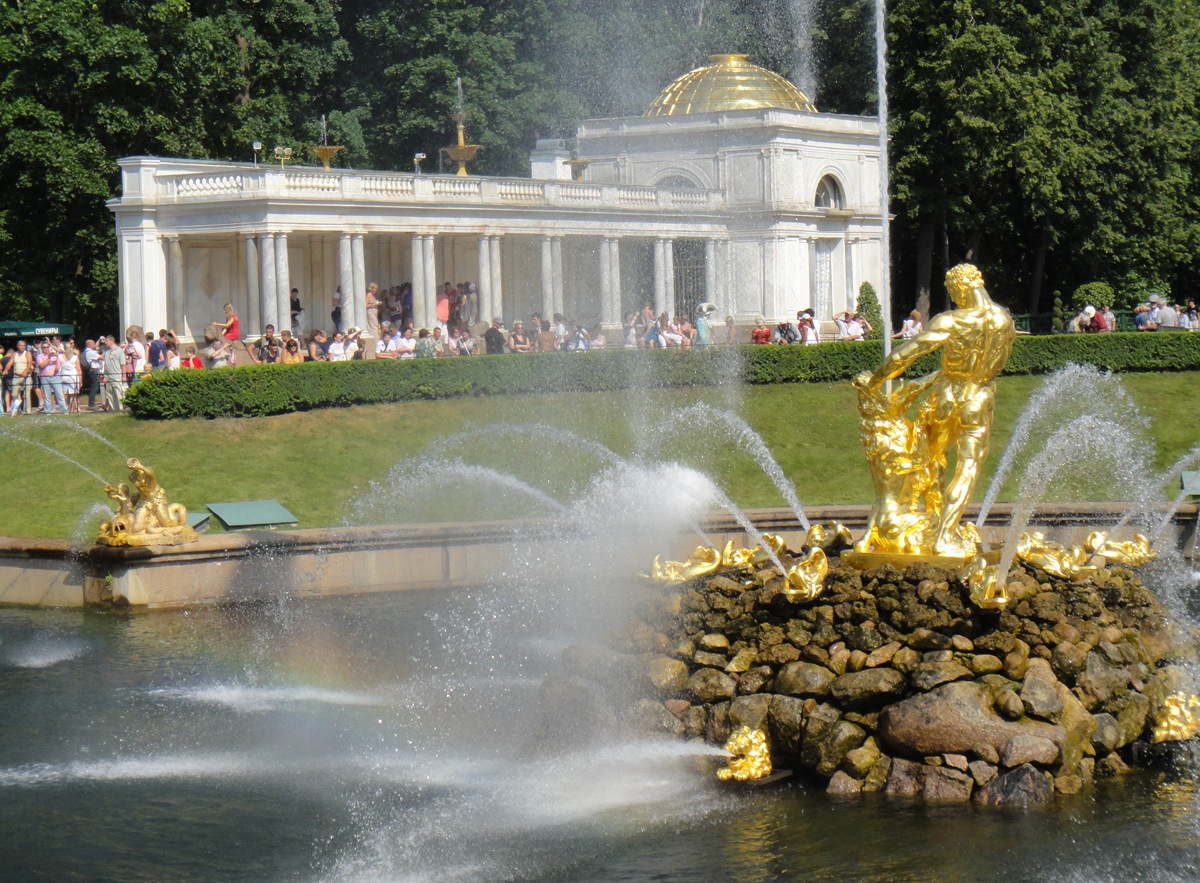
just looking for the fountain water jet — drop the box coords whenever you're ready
[977,363,1147,527]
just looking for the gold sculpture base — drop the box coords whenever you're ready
[96,529,197,547]
[840,547,1002,571]
[96,458,198,548]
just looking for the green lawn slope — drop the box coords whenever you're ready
[2,371,1195,539]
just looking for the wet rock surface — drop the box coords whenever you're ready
[624,559,1196,805]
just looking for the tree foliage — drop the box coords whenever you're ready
[0,0,1197,334]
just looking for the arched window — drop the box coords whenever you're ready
[657,174,700,190]
[815,175,844,210]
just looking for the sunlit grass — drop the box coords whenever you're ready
[3,370,1198,539]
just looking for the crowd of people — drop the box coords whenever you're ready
[742,307,888,345]
[0,331,166,415]
[15,282,1190,417]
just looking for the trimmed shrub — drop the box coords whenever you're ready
[856,282,885,340]
[1071,282,1116,312]
[122,332,1200,420]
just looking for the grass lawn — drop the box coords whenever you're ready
[2,370,1197,539]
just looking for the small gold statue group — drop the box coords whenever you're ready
[97,458,198,547]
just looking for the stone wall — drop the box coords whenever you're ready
[631,558,1197,804]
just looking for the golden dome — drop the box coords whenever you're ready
[645,54,816,117]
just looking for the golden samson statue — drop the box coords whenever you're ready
[851,264,1016,562]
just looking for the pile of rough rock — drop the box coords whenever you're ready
[627,559,1196,804]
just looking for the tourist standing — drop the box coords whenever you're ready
[102,336,126,412]
[83,339,102,409]
[695,303,715,348]
[330,285,343,332]
[61,343,81,413]
[147,329,170,372]
[364,283,382,339]
[290,288,305,336]
[36,340,67,414]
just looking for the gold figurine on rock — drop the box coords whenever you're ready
[850,264,1016,564]
[97,459,198,547]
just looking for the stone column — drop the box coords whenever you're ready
[599,239,613,328]
[411,235,427,328]
[610,238,622,321]
[338,234,354,331]
[489,236,503,322]
[653,238,667,317]
[705,239,718,309]
[351,233,366,330]
[797,237,812,315]
[259,233,277,332]
[477,235,492,324]
[242,235,259,337]
[422,235,437,327]
[664,239,676,316]
[541,237,555,319]
[552,237,564,317]
[167,237,185,335]
[275,232,290,334]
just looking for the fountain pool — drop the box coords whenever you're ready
[2,587,1199,882]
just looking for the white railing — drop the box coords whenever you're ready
[150,162,721,213]
[171,174,245,197]
[285,172,340,193]
[617,189,657,208]
[498,181,544,201]
[558,183,603,203]
[432,177,482,197]
[360,175,415,197]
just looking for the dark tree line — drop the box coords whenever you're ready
[1,0,1196,331]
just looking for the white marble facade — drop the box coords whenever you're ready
[109,107,882,342]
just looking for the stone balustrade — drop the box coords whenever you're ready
[151,161,724,214]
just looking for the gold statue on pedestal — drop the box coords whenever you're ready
[97,458,198,547]
[849,264,1016,564]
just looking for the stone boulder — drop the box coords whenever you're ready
[688,668,736,702]
[1000,733,1059,767]
[645,656,689,694]
[828,668,907,710]
[774,661,836,697]
[975,763,1053,806]
[878,681,1064,758]
[911,660,973,692]
[768,694,809,756]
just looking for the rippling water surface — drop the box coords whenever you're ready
[1,591,1197,883]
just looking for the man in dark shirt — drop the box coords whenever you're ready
[147,329,170,372]
[483,318,507,355]
[249,324,280,364]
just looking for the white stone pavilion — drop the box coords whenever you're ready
[108,55,883,342]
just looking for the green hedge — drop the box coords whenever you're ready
[122,332,1200,420]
